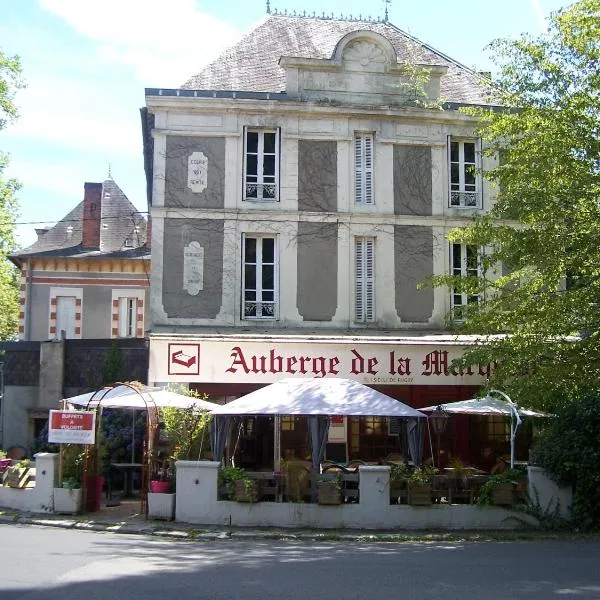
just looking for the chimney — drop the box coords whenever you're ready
[82,182,102,248]
[35,227,50,240]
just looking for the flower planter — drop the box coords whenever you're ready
[408,483,432,506]
[147,492,175,520]
[317,481,342,505]
[235,479,259,503]
[54,487,82,514]
[390,481,408,505]
[150,480,173,494]
[492,483,514,506]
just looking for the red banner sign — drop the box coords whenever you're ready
[48,410,96,444]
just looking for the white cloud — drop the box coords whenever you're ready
[5,75,141,155]
[39,0,241,86]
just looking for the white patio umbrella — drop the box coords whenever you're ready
[421,389,553,469]
[65,385,219,411]
[211,378,426,472]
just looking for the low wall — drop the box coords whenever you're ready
[176,462,537,530]
[0,453,57,513]
[527,466,572,519]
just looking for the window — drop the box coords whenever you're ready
[449,138,481,208]
[354,133,374,205]
[450,243,481,316]
[118,297,136,337]
[242,235,277,319]
[244,128,279,202]
[56,296,76,339]
[355,237,375,322]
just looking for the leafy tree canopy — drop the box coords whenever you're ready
[431,0,600,411]
[0,48,25,340]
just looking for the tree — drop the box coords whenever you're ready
[431,0,600,411]
[0,48,24,340]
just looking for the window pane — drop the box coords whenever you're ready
[245,265,256,289]
[464,167,475,186]
[262,290,274,302]
[451,163,459,185]
[263,132,276,154]
[263,155,275,177]
[245,237,256,262]
[246,155,257,177]
[262,238,274,263]
[450,142,459,163]
[452,244,462,268]
[245,290,256,302]
[262,265,274,289]
[464,142,475,164]
[246,131,258,153]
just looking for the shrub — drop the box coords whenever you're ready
[533,390,600,530]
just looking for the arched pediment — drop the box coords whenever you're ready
[332,30,397,72]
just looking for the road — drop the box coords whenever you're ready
[1,525,599,599]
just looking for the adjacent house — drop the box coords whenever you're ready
[140,11,507,467]
[0,178,150,451]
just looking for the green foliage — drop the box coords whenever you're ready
[100,342,123,386]
[161,388,212,461]
[428,0,600,411]
[389,462,411,482]
[60,444,85,487]
[477,469,522,505]
[0,49,24,341]
[533,390,600,530]
[218,466,250,500]
[408,465,438,485]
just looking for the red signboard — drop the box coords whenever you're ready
[48,410,96,444]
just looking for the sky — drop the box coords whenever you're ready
[1,0,570,248]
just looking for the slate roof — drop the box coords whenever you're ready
[182,15,490,105]
[12,178,149,261]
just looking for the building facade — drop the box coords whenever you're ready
[0,178,150,451]
[143,14,509,467]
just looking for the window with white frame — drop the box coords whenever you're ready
[244,128,279,202]
[242,235,277,319]
[55,296,76,339]
[355,237,375,323]
[448,138,481,208]
[118,297,136,337]
[354,133,374,205]
[450,243,481,316]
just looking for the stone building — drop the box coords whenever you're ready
[142,12,510,467]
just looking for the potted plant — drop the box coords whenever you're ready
[477,469,521,506]
[54,445,84,514]
[218,466,258,503]
[0,450,11,476]
[317,473,343,505]
[408,466,437,506]
[147,458,175,520]
[389,463,410,505]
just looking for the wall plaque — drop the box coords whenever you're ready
[183,241,204,295]
[187,152,208,193]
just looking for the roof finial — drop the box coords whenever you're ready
[107,162,112,179]
[266,0,271,14]
[384,0,391,22]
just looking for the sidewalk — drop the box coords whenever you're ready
[0,502,588,542]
